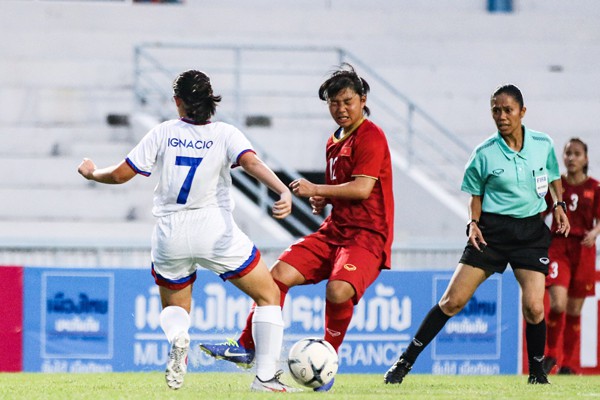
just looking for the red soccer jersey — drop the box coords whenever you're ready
[546,176,600,237]
[316,119,394,269]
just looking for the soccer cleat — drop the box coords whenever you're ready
[250,370,303,392]
[198,338,255,369]
[528,373,550,384]
[542,356,557,374]
[314,377,335,392]
[384,357,413,384]
[165,331,190,390]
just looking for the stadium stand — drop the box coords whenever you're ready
[0,0,599,267]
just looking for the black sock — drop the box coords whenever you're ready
[526,319,546,373]
[403,304,451,363]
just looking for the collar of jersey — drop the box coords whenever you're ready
[496,124,529,161]
[332,118,366,143]
[180,117,211,125]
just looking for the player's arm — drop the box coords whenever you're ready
[238,151,292,219]
[582,223,600,247]
[467,195,486,251]
[549,178,570,237]
[78,158,137,184]
[290,176,376,201]
[582,185,600,246]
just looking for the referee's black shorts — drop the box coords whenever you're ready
[459,212,552,275]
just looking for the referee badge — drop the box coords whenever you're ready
[533,169,548,198]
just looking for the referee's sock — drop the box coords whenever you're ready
[526,319,547,374]
[403,304,451,363]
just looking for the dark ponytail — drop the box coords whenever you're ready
[172,70,222,123]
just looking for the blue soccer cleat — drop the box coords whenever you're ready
[314,377,335,392]
[199,338,255,369]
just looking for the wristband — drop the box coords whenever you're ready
[466,219,478,236]
[553,201,567,212]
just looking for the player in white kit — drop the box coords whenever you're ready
[78,70,300,392]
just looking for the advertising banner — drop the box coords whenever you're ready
[0,265,23,372]
[23,267,521,374]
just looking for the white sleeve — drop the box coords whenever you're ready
[226,125,254,166]
[126,127,161,176]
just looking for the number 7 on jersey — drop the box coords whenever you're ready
[175,156,203,204]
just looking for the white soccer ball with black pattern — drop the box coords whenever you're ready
[287,338,338,389]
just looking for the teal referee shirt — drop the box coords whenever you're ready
[461,126,561,218]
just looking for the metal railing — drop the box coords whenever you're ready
[3,243,599,271]
[133,43,473,225]
[0,243,465,271]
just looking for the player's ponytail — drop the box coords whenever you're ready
[173,70,222,123]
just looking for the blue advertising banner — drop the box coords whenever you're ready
[23,268,520,374]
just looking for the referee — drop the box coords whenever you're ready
[384,84,570,385]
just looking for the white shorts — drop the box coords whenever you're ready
[151,208,259,287]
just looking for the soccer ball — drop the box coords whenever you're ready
[287,338,338,389]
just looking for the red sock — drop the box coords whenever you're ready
[324,298,354,352]
[545,309,565,360]
[561,314,581,371]
[238,279,288,350]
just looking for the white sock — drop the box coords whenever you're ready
[160,306,191,343]
[252,305,284,381]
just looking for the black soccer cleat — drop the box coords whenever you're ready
[528,373,550,384]
[384,357,413,384]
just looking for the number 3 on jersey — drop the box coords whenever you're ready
[175,156,203,204]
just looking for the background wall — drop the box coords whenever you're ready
[0,0,599,247]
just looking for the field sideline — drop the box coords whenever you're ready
[1,372,600,400]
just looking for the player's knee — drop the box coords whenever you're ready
[438,297,466,316]
[325,280,354,303]
[522,303,544,323]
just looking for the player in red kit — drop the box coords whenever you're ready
[199,63,394,392]
[543,138,600,375]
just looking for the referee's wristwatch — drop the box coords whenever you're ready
[553,201,567,212]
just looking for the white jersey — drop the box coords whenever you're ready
[126,118,253,217]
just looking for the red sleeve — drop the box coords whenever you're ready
[351,125,387,178]
[594,182,600,220]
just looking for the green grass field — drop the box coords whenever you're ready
[1,372,600,400]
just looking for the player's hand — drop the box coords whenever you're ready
[468,223,487,252]
[272,190,292,219]
[581,230,597,247]
[290,178,317,198]
[309,196,327,215]
[78,158,97,180]
[553,207,570,237]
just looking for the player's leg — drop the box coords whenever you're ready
[544,238,571,373]
[153,271,195,390]
[237,260,306,350]
[560,243,596,374]
[151,213,196,390]
[323,246,383,353]
[385,263,489,384]
[232,235,331,350]
[514,268,549,384]
[545,284,568,373]
[559,297,585,374]
[229,258,301,392]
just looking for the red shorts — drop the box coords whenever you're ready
[546,236,596,297]
[278,233,383,304]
